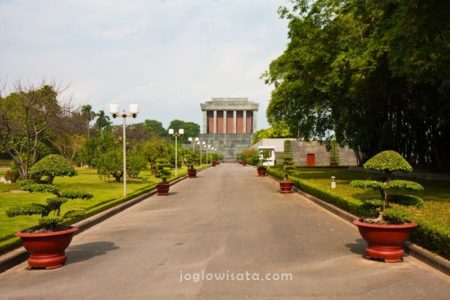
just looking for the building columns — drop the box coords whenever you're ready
[243,110,247,133]
[202,111,207,134]
[253,110,257,133]
[213,110,217,134]
[223,110,227,134]
[233,110,237,134]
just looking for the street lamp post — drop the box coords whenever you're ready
[208,145,212,163]
[169,128,184,177]
[109,103,139,196]
[201,141,206,165]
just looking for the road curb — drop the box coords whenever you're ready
[267,174,450,276]
[0,168,207,273]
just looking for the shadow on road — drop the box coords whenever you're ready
[66,241,119,265]
[345,238,366,255]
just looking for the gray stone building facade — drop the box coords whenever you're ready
[199,98,258,159]
[250,138,358,167]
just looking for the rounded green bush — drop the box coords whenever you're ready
[29,154,76,184]
[363,150,413,173]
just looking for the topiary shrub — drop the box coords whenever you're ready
[6,182,93,231]
[29,154,76,184]
[329,139,340,166]
[184,149,200,170]
[350,150,423,224]
[280,140,295,180]
[153,158,172,183]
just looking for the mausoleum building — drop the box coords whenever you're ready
[199,98,258,159]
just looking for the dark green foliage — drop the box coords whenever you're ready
[46,197,68,216]
[153,158,172,183]
[363,151,413,174]
[167,119,200,144]
[329,140,339,166]
[265,0,450,171]
[20,182,60,194]
[29,154,76,184]
[38,217,63,230]
[60,190,93,199]
[280,140,295,180]
[389,195,424,208]
[350,180,384,190]
[387,180,424,192]
[6,204,49,218]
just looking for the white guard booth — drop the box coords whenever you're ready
[258,146,276,166]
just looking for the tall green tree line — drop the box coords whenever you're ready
[264,0,450,171]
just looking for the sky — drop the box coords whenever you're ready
[0,0,289,129]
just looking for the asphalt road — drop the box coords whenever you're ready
[0,163,449,299]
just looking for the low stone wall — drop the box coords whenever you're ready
[292,141,357,166]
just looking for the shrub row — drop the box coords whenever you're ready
[268,168,450,260]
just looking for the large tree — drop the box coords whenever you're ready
[265,0,450,171]
[0,84,63,178]
[81,104,96,138]
[167,119,200,144]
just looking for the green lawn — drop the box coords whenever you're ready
[0,165,207,253]
[269,167,450,258]
[289,167,449,228]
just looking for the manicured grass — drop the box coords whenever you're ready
[269,167,450,259]
[0,165,208,253]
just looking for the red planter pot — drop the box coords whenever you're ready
[16,227,78,269]
[257,167,267,177]
[187,168,197,178]
[156,182,170,195]
[242,161,247,166]
[279,180,294,193]
[353,219,417,262]
[212,161,217,167]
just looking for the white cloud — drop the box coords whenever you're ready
[0,0,288,128]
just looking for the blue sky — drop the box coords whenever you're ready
[0,0,288,129]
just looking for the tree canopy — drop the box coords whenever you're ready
[265,0,450,171]
[168,119,200,143]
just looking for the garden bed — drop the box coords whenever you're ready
[268,167,450,260]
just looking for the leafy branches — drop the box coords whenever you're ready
[266,0,450,171]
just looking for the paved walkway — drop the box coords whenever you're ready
[1,164,449,299]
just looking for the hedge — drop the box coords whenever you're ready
[268,168,450,260]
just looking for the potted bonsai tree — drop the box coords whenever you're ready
[6,182,93,269]
[350,150,424,262]
[257,150,270,177]
[279,140,295,193]
[154,158,172,195]
[184,150,198,178]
